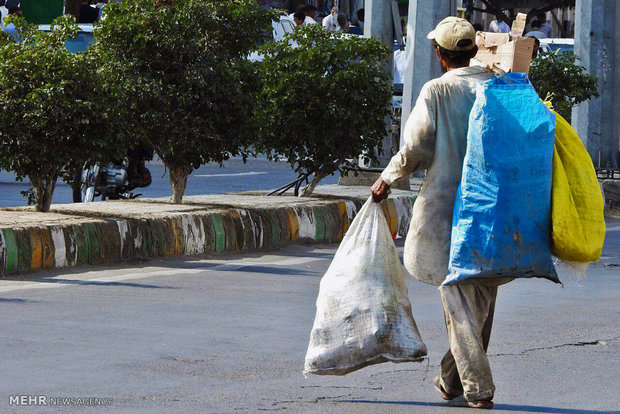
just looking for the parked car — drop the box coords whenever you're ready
[539,38,574,54]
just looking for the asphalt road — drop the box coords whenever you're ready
[0,220,618,413]
[0,157,340,208]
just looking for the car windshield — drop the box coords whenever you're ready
[547,43,574,54]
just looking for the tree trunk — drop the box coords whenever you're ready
[298,171,328,197]
[169,165,190,204]
[31,173,58,212]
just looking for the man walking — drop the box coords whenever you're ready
[370,17,499,409]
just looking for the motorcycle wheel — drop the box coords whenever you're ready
[72,166,99,202]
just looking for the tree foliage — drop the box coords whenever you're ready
[95,0,274,203]
[0,15,122,211]
[529,51,598,122]
[256,24,392,196]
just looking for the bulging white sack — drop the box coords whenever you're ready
[304,198,427,375]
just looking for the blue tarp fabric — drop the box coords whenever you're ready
[444,72,560,286]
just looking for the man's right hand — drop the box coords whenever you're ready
[370,178,390,203]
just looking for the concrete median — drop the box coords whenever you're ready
[0,185,417,276]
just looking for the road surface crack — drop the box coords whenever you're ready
[490,337,617,357]
[301,385,383,390]
[271,393,360,407]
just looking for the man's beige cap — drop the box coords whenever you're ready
[427,16,476,51]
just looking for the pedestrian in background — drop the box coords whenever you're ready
[305,5,318,24]
[4,6,22,42]
[539,14,553,38]
[0,0,8,30]
[489,17,510,33]
[526,20,547,39]
[293,9,305,26]
[336,12,349,32]
[321,6,338,31]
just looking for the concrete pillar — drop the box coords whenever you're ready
[400,0,456,147]
[362,0,394,167]
[572,0,620,168]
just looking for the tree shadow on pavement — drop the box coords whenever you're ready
[162,261,319,276]
[339,400,619,414]
[0,297,39,303]
[10,278,177,289]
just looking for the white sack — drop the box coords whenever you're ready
[304,198,427,375]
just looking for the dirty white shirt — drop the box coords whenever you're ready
[381,66,493,286]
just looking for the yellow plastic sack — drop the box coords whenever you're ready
[551,109,606,262]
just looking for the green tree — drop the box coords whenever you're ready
[95,0,274,204]
[529,51,599,122]
[0,15,123,212]
[256,24,392,197]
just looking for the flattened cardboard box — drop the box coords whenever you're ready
[473,32,535,74]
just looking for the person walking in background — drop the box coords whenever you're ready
[355,7,364,29]
[0,0,8,30]
[371,17,499,409]
[305,5,318,24]
[526,20,547,39]
[4,6,22,42]
[539,14,553,38]
[322,6,338,31]
[292,8,305,26]
[489,17,510,33]
[289,5,316,25]
[336,12,349,32]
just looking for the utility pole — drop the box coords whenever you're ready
[572,0,619,168]
[400,0,456,148]
[362,0,395,168]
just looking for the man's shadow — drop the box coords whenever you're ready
[340,400,619,414]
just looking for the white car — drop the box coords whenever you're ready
[539,38,574,54]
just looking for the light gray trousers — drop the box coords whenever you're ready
[438,281,501,402]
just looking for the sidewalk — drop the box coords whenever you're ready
[0,185,418,276]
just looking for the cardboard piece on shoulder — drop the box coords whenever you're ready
[471,31,535,74]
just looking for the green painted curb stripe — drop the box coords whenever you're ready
[201,215,215,253]
[73,225,89,265]
[267,209,281,248]
[1,228,18,273]
[313,207,326,242]
[84,223,100,263]
[211,214,226,253]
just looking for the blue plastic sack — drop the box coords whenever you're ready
[444,73,560,286]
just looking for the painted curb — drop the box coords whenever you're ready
[0,196,416,276]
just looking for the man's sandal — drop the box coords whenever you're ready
[433,376,462,401]
[467,399,494,409]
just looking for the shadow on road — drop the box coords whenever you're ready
[0,297,38,303]
[6,278,177,289]
[164,260,319,276]
[340,400,619,414]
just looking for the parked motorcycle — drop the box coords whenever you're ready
[72,162,151,202]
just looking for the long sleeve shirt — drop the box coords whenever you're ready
[381,66,493,285]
